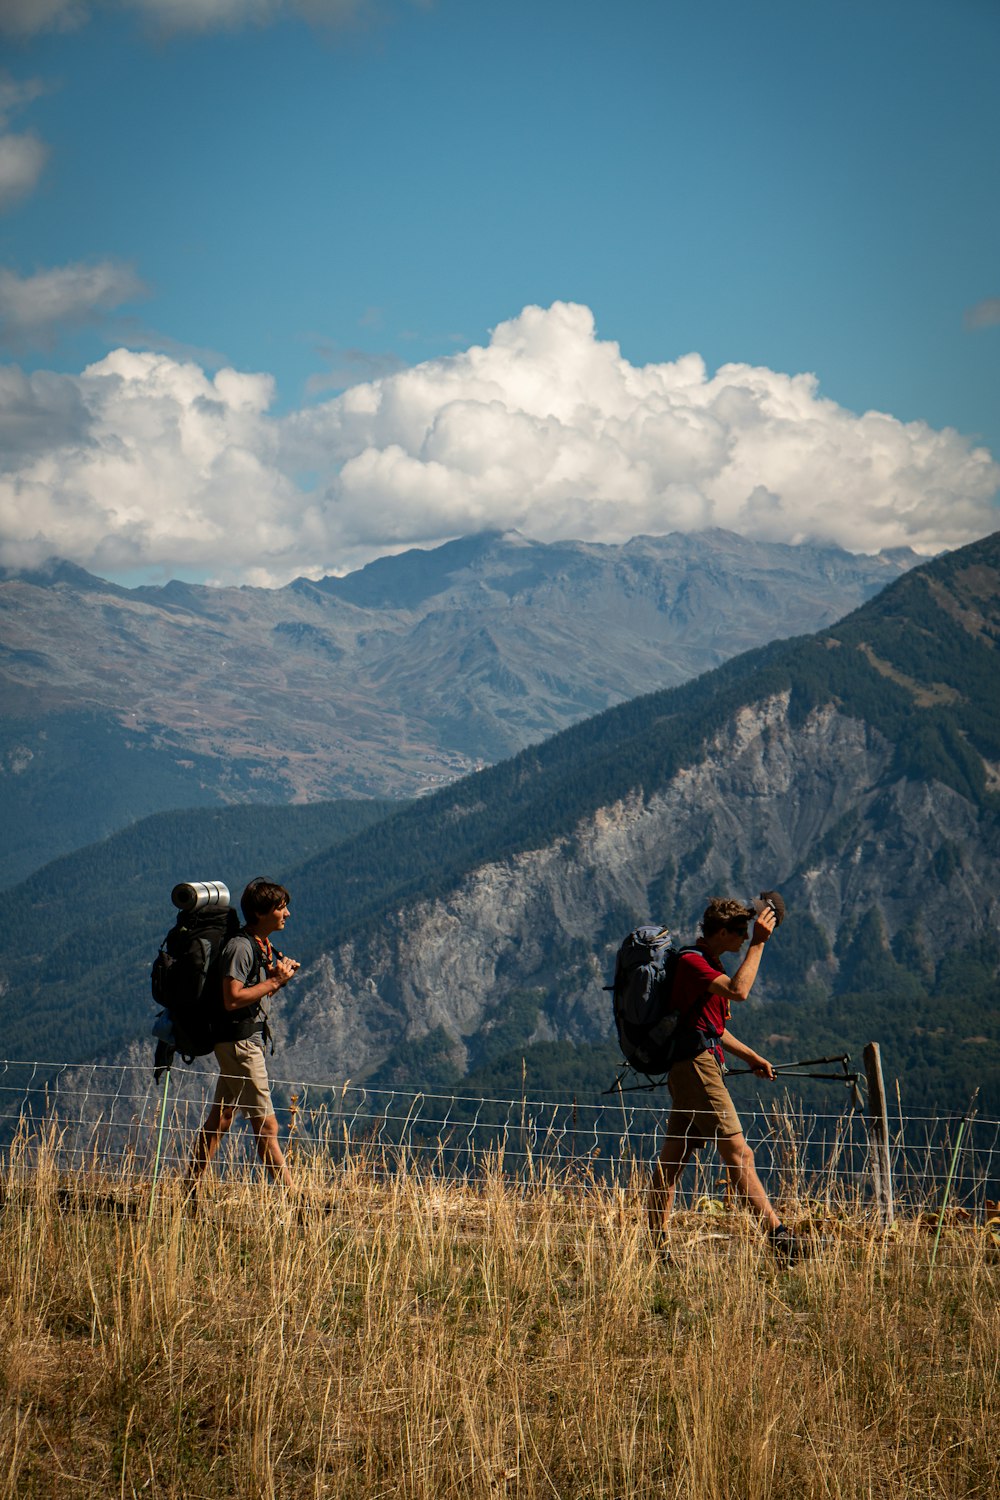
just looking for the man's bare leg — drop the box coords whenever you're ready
[250,1113,293,1190]
[647,1121,698,1243]
[186,1103,235,1195]
[716,1132,781,1231]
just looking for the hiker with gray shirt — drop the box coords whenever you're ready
[186,878,299,1195]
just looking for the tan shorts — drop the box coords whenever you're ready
[212,1037,274,1122]
[664,1050,742,1146]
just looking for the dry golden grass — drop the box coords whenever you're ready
[0,1140,997,1499]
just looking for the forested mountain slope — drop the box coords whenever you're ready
[0,799,397,1062]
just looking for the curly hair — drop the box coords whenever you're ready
[700,897,755,937]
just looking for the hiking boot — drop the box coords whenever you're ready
[768,1225,813,1266]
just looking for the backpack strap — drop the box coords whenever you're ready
[242,928,268,987]
[243,929,277,1052]
[211,928,271,1044]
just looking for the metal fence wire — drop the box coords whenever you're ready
[0,1057,996,1219]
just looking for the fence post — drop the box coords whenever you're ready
[863,1042,894,1227]
[928,1088,979,1283]
[148,1067,172,1225]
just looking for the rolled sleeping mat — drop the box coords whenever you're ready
[170,880,231,913]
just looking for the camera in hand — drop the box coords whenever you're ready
[752,889,786,925]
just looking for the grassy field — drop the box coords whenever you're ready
[0,1142,997,1499]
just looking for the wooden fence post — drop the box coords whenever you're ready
[863,1042,894,1227]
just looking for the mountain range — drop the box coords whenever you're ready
[271,529,999,1107]
[0,528,915,886]
[2,530,997,1120]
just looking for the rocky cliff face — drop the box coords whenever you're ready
[279,690,998,1086]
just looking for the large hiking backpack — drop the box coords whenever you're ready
[151,883,241,1064]
[606,926,700,1076]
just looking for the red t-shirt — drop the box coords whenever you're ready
[672,948,730,1065]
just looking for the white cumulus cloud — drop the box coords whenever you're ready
[0,131,48,210]
[0,72,52,211]
[289,302,999,561]
[0,348,311,583]
[0,260,147,346]
[0,302,997,587]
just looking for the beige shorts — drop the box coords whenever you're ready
[664,1050,742,1145]
[212,1037,274,1121]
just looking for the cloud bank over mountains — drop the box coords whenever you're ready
[2,302,997,586]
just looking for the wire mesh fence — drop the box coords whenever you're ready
[0,1056,996,1219]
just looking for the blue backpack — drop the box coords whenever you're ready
[607,926,700,1075]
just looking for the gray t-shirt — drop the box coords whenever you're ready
[213,931,267,1043]
[223,932,261,987]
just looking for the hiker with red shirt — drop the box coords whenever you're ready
[186,877,300,1196]
[647,895,805,1262]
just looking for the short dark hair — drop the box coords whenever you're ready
[701,897,755,937]
[241,877,290,923]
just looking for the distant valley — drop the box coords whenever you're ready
[0,528,915,885]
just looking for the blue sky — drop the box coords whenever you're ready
[1,0,998,585]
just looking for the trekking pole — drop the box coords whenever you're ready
[726,1055,867,1113]
[602,1066,669,1095]
[148,1064,172,1225]
[606,1054,864,1098]
[928,1088,979,1284]
[726,1053,855,1078]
